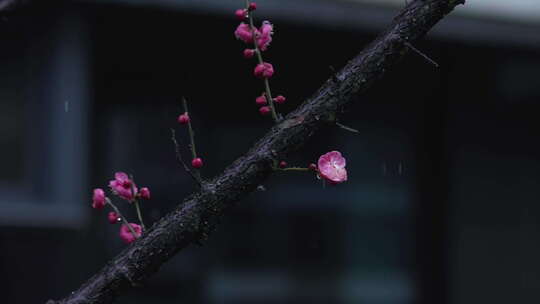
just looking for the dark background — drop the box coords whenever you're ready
[1,0,540,303]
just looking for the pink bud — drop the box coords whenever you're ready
[254,62,274,79]
[192,158,203,169]
[279,161,287,168]
[139,187,151,200]
[108,212,119,224]
[243,49,255,59]
[309,163,318,171]
[178,112,190,125]
[235,9,247,20]
[248,2,257,11]
[259,106,271,116]
[274,95,286,104]
[92,188,106,209]
[119,223,142,244]
[255,94,267,106]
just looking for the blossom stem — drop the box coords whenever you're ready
[182,98,198,160]
[182,98,202,180]
[106,198,138,239]
[133,199,146,231]
[129,174,146,231]
[277,167,310,172]
[246,1,279,122]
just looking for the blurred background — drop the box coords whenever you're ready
[1,0,540,303]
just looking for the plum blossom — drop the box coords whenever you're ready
[317,151,347,184]
[119,223,142,244]
[257,21,273,51]
[254,62,274,78]
[92,188,106,209]
[109,172,138,201]
[235,23,258,44]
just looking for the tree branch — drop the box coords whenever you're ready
[47,0,464,303]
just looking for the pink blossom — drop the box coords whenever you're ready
[255,94,267,106]
[119,223,142,244]
[274,95,286,104]
[109,172,138,201]
[178,112,190,124]
[92,188,106,209]
[192,158,203,169]
[234,23,258,44]
[257,21,273,51]
[108,212,119,224]
[279,161,287,168]
[139,187,151,200]
[243,49,255,59]
[254,62,274,78]
[235,9,247,20]
[317,151,347,184]
[259,106,271,116]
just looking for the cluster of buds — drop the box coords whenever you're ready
[277,151,348,185]
[92,172,151,244]
[234,1,286,120]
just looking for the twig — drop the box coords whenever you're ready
[106,198,138,239]
[171,128,202,186]
[247,0,279,122]
[336,122,359,133]
[404,41,439,68]
[129,174,146,230]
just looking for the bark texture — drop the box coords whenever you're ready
[47,0,464,303]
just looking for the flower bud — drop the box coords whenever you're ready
[255,94,267,106]
[139,187,151,200]
[259,106,271,116]
[178,112,190,125]
[235,9,247,20]
[192,157,203,169]
[108,212,119,224]
[243,49,255,59]
[274,95,286,104]
[254,62,274,79]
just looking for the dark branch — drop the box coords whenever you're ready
[47,0,464,303]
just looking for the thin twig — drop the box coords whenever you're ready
[171,128,202,186]
[128,174,146,230]
[106,198,138,238]
[404,41,439,68]
[336,122,359,133]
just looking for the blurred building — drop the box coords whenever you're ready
[1,0,540,303]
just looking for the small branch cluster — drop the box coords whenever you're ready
[234,1,286,121]
[277,151,348,185]
[92,173,151,244]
